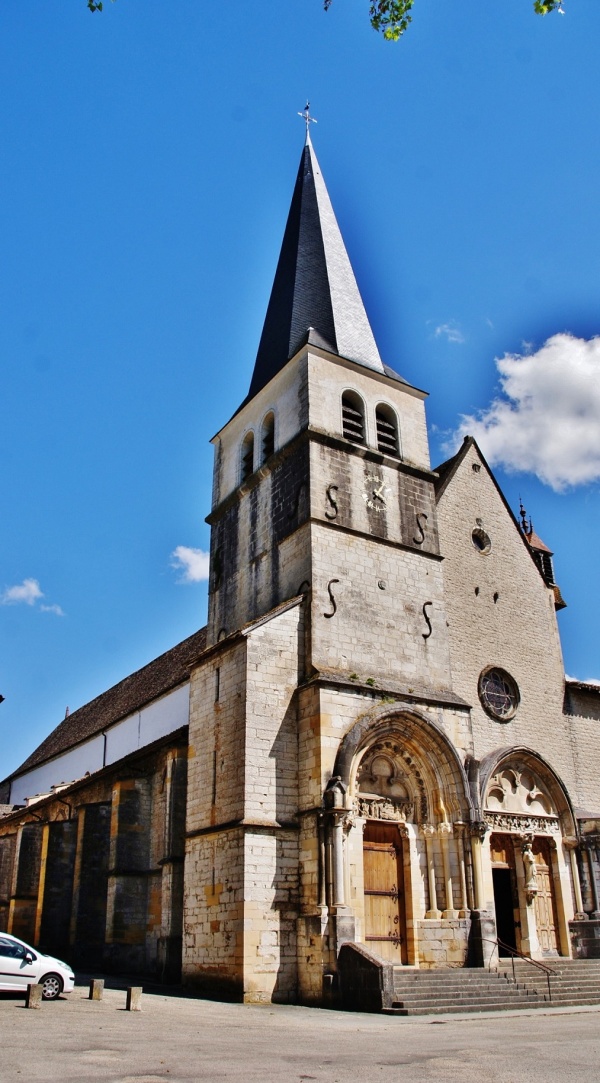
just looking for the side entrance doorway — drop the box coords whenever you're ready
[490,832,561,958]
[490,833,519,955]
[363,821,407,964]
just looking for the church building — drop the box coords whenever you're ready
[1,129,600,1006]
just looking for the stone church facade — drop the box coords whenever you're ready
[1,134,599,1005]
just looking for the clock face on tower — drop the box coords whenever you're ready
[362,474,391,513]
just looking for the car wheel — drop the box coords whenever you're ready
[40,973,63,1000]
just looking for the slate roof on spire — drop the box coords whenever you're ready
[247,134,387,401]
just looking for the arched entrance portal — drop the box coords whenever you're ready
[482,751,578,959]
[329,705,474,968]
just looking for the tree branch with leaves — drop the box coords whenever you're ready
[87,0,566,38]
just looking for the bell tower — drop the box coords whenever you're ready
[206,130,453,694]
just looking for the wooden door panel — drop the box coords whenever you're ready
[533,840,559,954]
[363,824,406,963]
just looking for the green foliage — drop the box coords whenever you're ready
[86,0,564,36]
[324,0,564,39]
[369,0,414,40]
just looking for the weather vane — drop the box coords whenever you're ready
[298,102,317,135]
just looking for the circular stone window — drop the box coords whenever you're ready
[472,527,491,554]
[478,667,520,721]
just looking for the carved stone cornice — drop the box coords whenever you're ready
[483,811,560,834]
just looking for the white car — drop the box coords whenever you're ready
[0,932,75,999]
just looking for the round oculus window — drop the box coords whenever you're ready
[478,668,519,721]
[472,527,491,554]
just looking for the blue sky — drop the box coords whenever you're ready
[1,0,599,778]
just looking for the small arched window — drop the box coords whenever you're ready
[241,431,254,481]
[341,391,365,445]
[375,403,400,457]
[261,412,275,463]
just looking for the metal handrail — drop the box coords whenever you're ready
[479,936,557,1002]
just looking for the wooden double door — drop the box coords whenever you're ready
[363,822,407,964]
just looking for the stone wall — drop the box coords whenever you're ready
[0,736,187,976]
[184,601,302,1002]
[436,442,599,810]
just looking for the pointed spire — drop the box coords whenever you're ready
[247,136,385,401]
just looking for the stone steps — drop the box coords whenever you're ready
[498,958,600,1007]
[387,959,600,1015]
[389,967,541,1015]
[388,999,542,1016]
[338,944,600,1015]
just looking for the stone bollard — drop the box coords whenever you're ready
[89,978,104,1001]
[126,986,142,1011]
[26,983,44,1009]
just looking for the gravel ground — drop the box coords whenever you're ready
[2,982,600,1083]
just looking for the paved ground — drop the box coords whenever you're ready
[2,982,600,1083]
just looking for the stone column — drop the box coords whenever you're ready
[332,812,346,908]
[470,822,487,911]
[454,823,469,918]
[439,822,458,919]
[423,825,441,919]
[317,813,327,910]
[584,843,600,919]
[565,839,587,921]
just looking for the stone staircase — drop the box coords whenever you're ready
[337,943,600,1015]
[497,958,600,1010]
[388,966,543,1015]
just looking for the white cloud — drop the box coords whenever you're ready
[1,578,43,606]
[434,322,465,344]
[448,333,600,491]
[40,603,65,617]
[171,546,210,583]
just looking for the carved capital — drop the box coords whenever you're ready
[471,820,488,840]
[562,836,580,850]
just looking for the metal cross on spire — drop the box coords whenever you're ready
[298,102,317,140]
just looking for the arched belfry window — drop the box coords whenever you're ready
[375,403,400,457]
[241,431,254,481]
[341,391,366,445]
[261,412,275,464]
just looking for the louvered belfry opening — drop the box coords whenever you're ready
[241,432,254,481]
[535,550,555,587]
[262,413,275,463]
[342,391,365,445]
[375,403,399,457]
